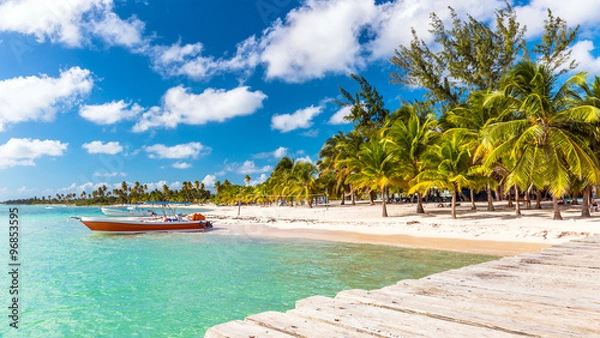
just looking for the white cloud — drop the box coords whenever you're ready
[93,171,126,177]
[202,175,216,190]
[58,181,108,194]
[169,181,182,190]
[0,0,101,46]
[273,146,288,158]
[144,142,210,159]
[514,0,600,38]
[249,173,268,186]
[296,156,313,164]
[82,141,123,154]
[271,105,323,133]
[0,138,68,169]
[79,100,143,125]
[149,36,260,80]
[301,129,319,137]
[329,105,352,124]
[253,146,288,159]
[149,41,212,79]
[260,0,377,82]
[133,85,267,132]
[144,180,168,191]
[90,11,145,48]
[0,67,93,131]
[571,40,600,74]
[0,0,146,48]
[237,160,272,174]
[368,0,502,60]
[173,161,192,169]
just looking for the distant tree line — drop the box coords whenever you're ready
[3,180,211,206]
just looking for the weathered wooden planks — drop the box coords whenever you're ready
[206,320,296,338]
[205,236,600,337]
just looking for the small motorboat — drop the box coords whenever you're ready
[101,206,157,217]
[74,203,212,234]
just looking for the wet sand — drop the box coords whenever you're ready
[214,223,551,256]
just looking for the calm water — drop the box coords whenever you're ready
[0,205,497,337]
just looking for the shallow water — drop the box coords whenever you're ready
[0,205,497,337]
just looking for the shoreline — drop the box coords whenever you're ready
[211,223,551,256]
[194,200,600,256]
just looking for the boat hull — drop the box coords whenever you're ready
[79,217,212,234]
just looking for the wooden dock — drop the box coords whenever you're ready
[205,237,600,337]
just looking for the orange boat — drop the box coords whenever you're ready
[74,216,212,234]
[72,202,212,234]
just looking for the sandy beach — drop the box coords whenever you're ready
[192,200,600,256]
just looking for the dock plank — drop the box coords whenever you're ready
[246,311,365,337]
[337,288,590,337]
[293,296,519,338]
[204,236,600,337]
[204,320,296,338]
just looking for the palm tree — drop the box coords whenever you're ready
[382,107,439,213]
[288,161,319,207]
[271,157,295,205]
[411,132,487,219]
[344,136,404,217]
[483,61,600,219]
[318,132,346,204]
[318,131,363,205]
[162,184,170,201]
[446,91,502,211]
[574,75,600,217]
[193,180,201,202]
[334,131,364,205]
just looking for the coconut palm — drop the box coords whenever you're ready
[411,132,488,219]
[446,91,502,211]
[483,61,600,219]
[382,108,439,213]
[574,75,600,216]
[288,161,319,207]
[344,136,404,217]
[318,131,363,205]
[318,132,345,203]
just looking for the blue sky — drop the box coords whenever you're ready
[1,0,600,200]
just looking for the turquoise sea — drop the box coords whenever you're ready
[0,205,497,337]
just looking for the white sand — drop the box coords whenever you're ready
[190,200,599,256]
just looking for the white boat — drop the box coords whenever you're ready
[101,206,157,217]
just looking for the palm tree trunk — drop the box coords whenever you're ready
[340,187,345,205]
[382,186,388,217]
[571,193,579,205]
[486,185,495,211]
[416,193,425,213]
[552,195,563,220]
[451,189,457,219]
[351,185,356,205]
[582,186,591,218]
[470,189,476,210]
[535,189,542,209]
[385,187,390,205]
[369,191,375,205]
[514,185,521,216]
